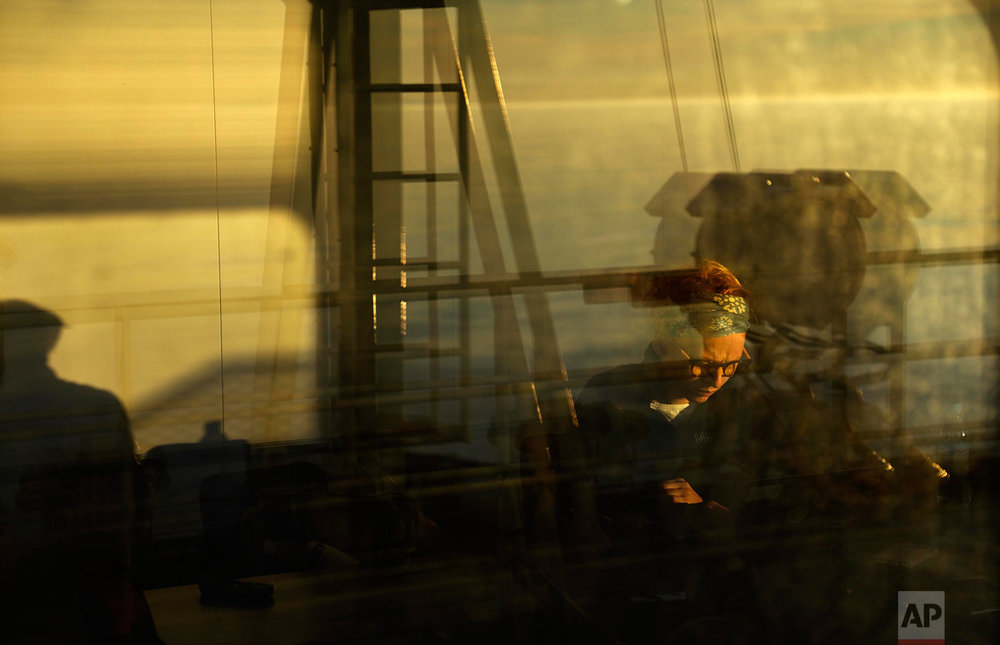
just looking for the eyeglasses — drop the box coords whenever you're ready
[673,341,749,378]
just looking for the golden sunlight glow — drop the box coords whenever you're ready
[0,0,317,445]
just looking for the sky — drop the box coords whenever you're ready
[481,0,997,101]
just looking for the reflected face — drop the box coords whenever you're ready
[673,332,746,404]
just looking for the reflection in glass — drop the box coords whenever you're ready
[0,0,996,642]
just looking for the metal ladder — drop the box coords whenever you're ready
[308,0,576,467]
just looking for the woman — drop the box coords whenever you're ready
[575,261,752,533]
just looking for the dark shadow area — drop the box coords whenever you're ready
[0,178,300,219]
[0,300,162,643]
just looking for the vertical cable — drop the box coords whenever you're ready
[655,0,688,172]
[209,0,227,432]
[423,9,441,424]
[703,0,740,171]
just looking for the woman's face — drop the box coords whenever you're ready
[674,332,747,404]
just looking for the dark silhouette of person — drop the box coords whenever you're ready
[0,300,160,643]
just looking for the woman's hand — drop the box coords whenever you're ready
[661,478,703,504]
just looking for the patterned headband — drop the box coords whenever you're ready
[653,293,750,339]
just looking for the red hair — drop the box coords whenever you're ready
[678,260,750,301]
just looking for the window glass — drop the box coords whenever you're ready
[0,1,996,642]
